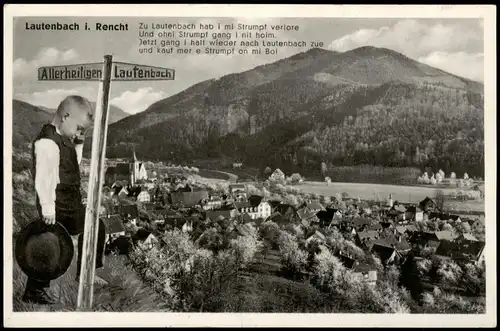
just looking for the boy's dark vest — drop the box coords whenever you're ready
[32,124,82,214]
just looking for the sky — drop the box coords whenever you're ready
[12,17,484,114]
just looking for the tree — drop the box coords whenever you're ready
[399,253,424,303]
[277,231,308,275]
[290,173,303,184]
[264,166,272,176]
[442,223,453,231]
[458,222,471,234]
[437,260,463,288]
[435,190,445,211]
[229,230,262,266]
[435,171,444,184]
[450,172,457,179]
[197,227,224,253]
[463,172,469,180]
[320,162,328,176]
[284,194,299,206]
[325,176,331,185]
[259,221,280,248]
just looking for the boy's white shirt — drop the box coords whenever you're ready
[34,126,83,217]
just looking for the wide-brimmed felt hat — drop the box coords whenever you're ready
[15,220,74,281]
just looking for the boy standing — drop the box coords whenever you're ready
[23,95,108,305]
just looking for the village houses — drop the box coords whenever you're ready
[101,214,126,245]
[105,149,148,186]
[269,168,286,182]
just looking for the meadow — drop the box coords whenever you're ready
[293,181,485,213]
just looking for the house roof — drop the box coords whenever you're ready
[472,217,485,226]
[429,212,461,221]
[393,204,407,213]
[409,231,440,243]
[395,226,407,234]
[248,195,263,207]
[119,204,139,218]
[171,190,209,207]
[420,197,436,206]
[303,200,324,211]
[366,223,383,231]
[306,230,326,242]
[380,221,394,229]
[316,208,338,221]
[241,213,253,223]
[101,214,125,234]
[268,212,288,226]
[347,217,373,228]
[144,202,164,211]
[435,239,485,260]
[358,230,380,242]
[406,224,418,232]
[337,254,356,269]
[297,208,317,220]
[435,230,458,241]
[371,244,397,263]
[461,233,479,241]
[375,234,411,251]
[234,201,252,210]
[234,223,255,237]
[206,210,233,221]
[268,200,282,209]
[353,263,377,273]
[275,204,297,215]
[132,228,153,242]
[406,206,423,213]
[115,163,131,176]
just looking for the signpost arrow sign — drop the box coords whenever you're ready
[38,57,175,311]
[38,61,175,81]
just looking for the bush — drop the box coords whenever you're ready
[277,231,307,275]
[129,228,257,312]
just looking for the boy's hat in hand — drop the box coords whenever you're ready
[15,220,74,281]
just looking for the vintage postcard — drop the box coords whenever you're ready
[3,4,497,327]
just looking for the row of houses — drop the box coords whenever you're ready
[99,180,486,287]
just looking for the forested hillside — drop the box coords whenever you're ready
[91,47,483,178]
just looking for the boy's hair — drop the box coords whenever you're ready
[56,95,93,122]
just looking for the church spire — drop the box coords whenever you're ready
[132,145,138,162]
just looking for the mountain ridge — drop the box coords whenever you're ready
[33,101,130,125]
[51,46,486,178]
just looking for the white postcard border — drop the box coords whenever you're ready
[3,4,497,328]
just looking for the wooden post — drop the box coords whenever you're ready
[77,55,113,311]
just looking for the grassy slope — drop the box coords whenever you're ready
[12,246,168,312]
[230,249,333,313]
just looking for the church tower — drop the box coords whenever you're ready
[130,146,139,186]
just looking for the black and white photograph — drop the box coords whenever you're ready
[4,4,496,327]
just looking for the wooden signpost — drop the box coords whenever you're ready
[38,56,175,311]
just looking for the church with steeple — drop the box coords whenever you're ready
[105,147,148,186]
[129,147,148,185]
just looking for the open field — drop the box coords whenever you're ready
[293,181,485,213]
[197,169,231,181]
[198,169,238,182]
